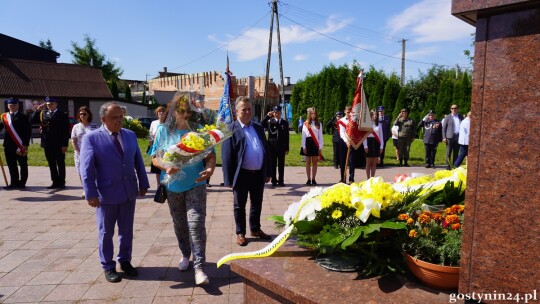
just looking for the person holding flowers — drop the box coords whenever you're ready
[149,94,216,285]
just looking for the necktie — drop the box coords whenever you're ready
[112,132,124,157]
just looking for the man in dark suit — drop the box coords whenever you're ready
[0,98,31,189]
[442,104,464,169]
[31,97,70,188]
[222,96,272,247]
[326,111,344,169]
[261,106,289,186]
[80,102,149,283]
[377,106,391,167]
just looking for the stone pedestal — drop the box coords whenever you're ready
[231,241,453,304]
[452,0,540,296]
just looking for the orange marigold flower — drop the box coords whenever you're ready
[431,213,443,222]
[445,207,454,215]
[451,223,461,230]
[409,230,418,238]
[407,218,414,225]
[451,205,464,214]
[397,214,409,221]
[445,214,460,224]
[419,213,431,224]
[421,210,431,217]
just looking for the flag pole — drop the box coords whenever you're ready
[343,146,350,183]
[0,155,8,187]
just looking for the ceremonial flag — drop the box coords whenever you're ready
[346,70,372,150]
[217,55,233,126]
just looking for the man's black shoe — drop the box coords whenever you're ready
[271,182,277,187]
[104,269,122,282]
[277,182,285,187]
[120,262,138,277]
[3,185,18,190]
[425,164,430,168]
[57,184,66,189]
[46,184,57,189]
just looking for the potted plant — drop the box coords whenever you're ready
[398,181,465,290]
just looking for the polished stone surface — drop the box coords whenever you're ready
[232,241,453,304]
[453,1,540,296]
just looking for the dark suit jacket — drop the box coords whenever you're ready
[325,118,341,143]
[0,112,31,149]
[379,115,391,142]
[31,109,70,149]
[221,120,271,188]
[261,115,290,151]
[80,126,150,205]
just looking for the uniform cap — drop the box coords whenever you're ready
[377,106,384,111]
[335,111,344,116]
[6,97,19,104]
[45,96,57,103]
[273,106,282,112]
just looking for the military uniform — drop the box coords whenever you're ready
[417,115,442,168]
[261,107,289,186]
[31,97,70,188]
[0,98,31,189]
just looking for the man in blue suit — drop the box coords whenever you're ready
[222,96,272,246]
[80,102,149,283]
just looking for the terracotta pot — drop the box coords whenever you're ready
[404,253,459,290]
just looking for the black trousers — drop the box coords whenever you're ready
[339,141,365,182]
[445,136,460,166]
[269,142,285,184]
[4,148,28,186]
[424,143,438,166]
[233,169,264,235]
[332,141,340,168]
[44,147,66,186]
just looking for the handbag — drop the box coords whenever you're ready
[154,183,167,204]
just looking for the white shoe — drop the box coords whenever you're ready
[195,269,209,285]
[178,257,189,271]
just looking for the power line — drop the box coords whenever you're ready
[167,10,272,74]
[279,13,461,69]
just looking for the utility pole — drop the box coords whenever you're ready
[262,0,286,120]
[401,38,407,86]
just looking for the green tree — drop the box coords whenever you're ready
[69,35,123,81]
[364,66,387,109]
[124,84,132,101]
[463,33,475,67]
[435,77,454,118]
[109,80,119,99]
[381,74,401,114]
[39,39,55,52]
[392,87,408,121]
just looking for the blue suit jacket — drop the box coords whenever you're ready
[80,126,149,204]
[221,120,271,188]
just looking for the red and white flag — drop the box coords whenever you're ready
[346,70,372,150]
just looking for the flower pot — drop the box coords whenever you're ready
[404,253,459,290]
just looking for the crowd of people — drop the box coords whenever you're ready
[0,95,471,286]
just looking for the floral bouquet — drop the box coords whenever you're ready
[217,167,467,277]
[156,124,231,184]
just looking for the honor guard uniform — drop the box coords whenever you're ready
[31,97,71,189]
[417,110,442,168]
[261,106,289,186]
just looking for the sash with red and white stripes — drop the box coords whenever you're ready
[372,131,381,145]
[1,113,27,154]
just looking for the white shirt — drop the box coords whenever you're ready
[301,121,324,149]
[458,117,470,145]
[363,123,384,150]
[338,117,349,143]
[452,114,461,135]
[148,120,162,141]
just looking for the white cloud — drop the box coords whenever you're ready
[387,0,473,43]
[294,54,307,61]
[328,51,348,60]
[211,15,350,62]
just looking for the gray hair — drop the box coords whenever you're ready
[100,101,119,118]
[235,96,250,108]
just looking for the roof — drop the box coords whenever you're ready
[0,33,60,62]
[0,58,113,99]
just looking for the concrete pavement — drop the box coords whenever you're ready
[0,165,437,303]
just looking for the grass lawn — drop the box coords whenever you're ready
[1,133,447,168]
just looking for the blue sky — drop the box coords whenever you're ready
[1,0,475,84]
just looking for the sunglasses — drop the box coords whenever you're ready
[451,107,458,110]
[79,113,88,116]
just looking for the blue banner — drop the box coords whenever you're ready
[217,73,233,125]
